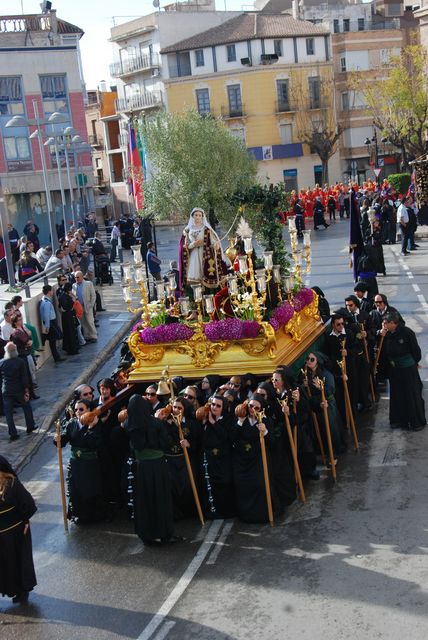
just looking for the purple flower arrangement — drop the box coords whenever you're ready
[204,318,261,342]
[269,301,295,332]
[140,323,195,345]
[291,288,314,312]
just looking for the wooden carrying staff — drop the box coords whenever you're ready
[280,400,306,502]
[373,333,385,379]
[318,379,337,482]
[172,411,205,527]
[55,419,68,533]
[359,322,377,403]
[302,369,326,466]
[255,409,274,527]
[337,358,359,451]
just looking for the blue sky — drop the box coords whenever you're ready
[8,0,251,89]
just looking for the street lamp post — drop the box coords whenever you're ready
[45,136,67,235]
[0,180,16,287]
[364,128,380,177]
[5,104,66,250]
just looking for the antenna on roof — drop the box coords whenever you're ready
[40,1,52,13]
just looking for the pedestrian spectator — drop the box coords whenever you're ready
[0,455,37,603]
[0,309,14,342]
[18,251,43,283]
[406,201,418,251]
[294,198,305,238]
[39,284,64,363]
[10,313,38,399]
[46,248,65,271]
[0,343,38,440]
[91,231,107,258]
[327,194,336,222]
[72,271,97,342]
[313,197,329,230]
[418,199,428,225]
[79,246,91,275]
[397,196,411,256]
[23,221,40,252]
[36,245,53,268]
[146,241,162,282]
[7,223,20,264]
[58,282,80,356]
[11,295,42,355]
[110,221,120,263]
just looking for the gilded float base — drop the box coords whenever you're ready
[127,311,324,382]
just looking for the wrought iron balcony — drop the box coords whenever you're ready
[115,91,163,113]
[221,104,246,119]
[109,53,160,78]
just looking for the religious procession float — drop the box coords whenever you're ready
[121,210,323,382]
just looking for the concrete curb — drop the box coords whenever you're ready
[16,313,138,473]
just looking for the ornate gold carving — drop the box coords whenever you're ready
[174,325,227,368]
[303,292,320,321]
[128,331,165,371]
[284,311,302,342]
[240,322,276,359]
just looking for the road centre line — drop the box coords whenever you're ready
[137,519,224,640]
[206,521,234,565]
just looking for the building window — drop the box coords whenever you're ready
[229,126,246,143]
[276,79,290,111]
[279,123,292,145]
[358,18,365,31]
[308,76,321,109]
[274,40,283,57]
[314,165,323,184]
[0,76,33,172]
[333,19,339,33]
[195,49,205,67]
[227,84,242,117]
[388,3,402,16]
[340,56,346,72]
[227,44,236,62]
[341,92,349,111]
[196,88,210,115]
[283,168,298,192]
[306,38,315,55]
[343,19,350,32]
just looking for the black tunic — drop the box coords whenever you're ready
[59,292,79,355]
[125,395,174,543]
[385,325,426,430]
[163,416,199,520]
[55,418,108,523]
[231,416,279,523]
[0,477,37,598]
[199,415,235,519]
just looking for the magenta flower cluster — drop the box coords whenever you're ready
[269,301,295,332]
[140,323,195,344]
[291,287,314,312]
[204,318,261,342]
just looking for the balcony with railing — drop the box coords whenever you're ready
[110,53,160,78]
[89,134,103,147]
[115,91,163,113]
[221,104,246,119]
[276,100,296,113]
[332,18,401,34]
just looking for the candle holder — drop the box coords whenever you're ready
[191,284,204,323]
[288,216,297,233]
[179,297,190,316]
[272,264,282,302]
[203,294,215,315]
[131,245,142,264]
[121,261,151,326]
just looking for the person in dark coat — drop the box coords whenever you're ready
[324,312,358,423]
[312,286,330,323]
[353,282,373,314]
[0,342,37,440]
[58,283,79,356]
[313,197,329,230]
[294,198,305,237]
[383,312,426,431]
[0,456,37,604]
[124,395,177,545]
[54,399,109,524]
[197,394,235,519]
[231,393,280,523]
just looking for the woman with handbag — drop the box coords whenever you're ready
[10,313,39,400]
[58,282,80,356]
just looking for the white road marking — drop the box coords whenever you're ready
[137,519,224,640]
[413,284,421,292]
[206,521,234,565]
[152,621,176,640]
[402,263,409,271]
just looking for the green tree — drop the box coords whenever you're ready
[235,183,291,274]
[139,110,257,224]
[356,44,428,166]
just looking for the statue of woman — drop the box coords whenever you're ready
[179,208,227,291]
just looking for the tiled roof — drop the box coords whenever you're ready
[161,12,328,54]
[57,18,84,35]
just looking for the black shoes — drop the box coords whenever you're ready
[9,434,20,442]
[27,425,38,434]
[12,591,29,604]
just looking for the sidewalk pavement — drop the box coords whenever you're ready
[0,259,138,472]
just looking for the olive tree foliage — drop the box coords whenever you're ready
[355,44,428,166]
[139,110,257,224]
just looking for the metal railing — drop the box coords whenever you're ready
[115,91,163,113]
[109,53,160,78]
[20,265,64,298]
[221,104,246,119]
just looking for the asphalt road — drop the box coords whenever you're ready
[1,219,428,640]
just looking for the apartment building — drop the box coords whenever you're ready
[160,12,340,190]
[0,10,92,242]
